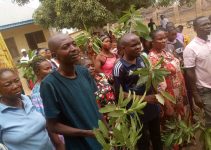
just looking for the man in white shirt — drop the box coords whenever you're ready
[160,15,169,29]
[183,16,211,127]
[20,49,29,63]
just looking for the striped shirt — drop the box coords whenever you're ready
[113,57,160,123]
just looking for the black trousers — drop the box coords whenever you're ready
[137,115,163,150]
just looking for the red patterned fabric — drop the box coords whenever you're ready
[148,49,187,117]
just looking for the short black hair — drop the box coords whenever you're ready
[150,29,165,40]
[0,68,16,78]
[167,27,177,33]
[166,22,175,30]
[30,56,47,75]
[119,33,137,48]
[36,48,46,56]
[193,16,206,28]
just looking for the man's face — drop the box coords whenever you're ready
[123,35,142,59]
[168,30,177,42]
[56,36,80,65]
[84,60,95,77]
[195,17,211,36]
[22,51,27,57]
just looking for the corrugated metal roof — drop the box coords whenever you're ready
[0,19,34,30]
[0,1,35,30]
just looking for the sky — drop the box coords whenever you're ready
[0,0,40,8]
[0,0,76,32]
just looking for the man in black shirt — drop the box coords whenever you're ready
[148,18,156,32]
[113,33,162,150]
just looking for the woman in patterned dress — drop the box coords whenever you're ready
[148,29,187,119]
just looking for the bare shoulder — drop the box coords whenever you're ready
[96,53,106,63]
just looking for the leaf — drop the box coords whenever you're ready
[75,32,89,47]
[154,68,170,76]
[145,76,152,92]
[155,94,165,105]
[99,104,116,113]
[132,68,149,76]
[121,123,129,141]
[179,120,187,128]
[118,86,124,106]
[118,13,130,24]
[136,75,149,87]
[141,55,151,68]
[152,77,160,90]
[92,42,100,54]
[139,91,146,103]
[178,137,183,145]
[131,102,147,112]
[113,128,124,143]
[93,128,108,148]
[164,134,174,147]
[130,94,140,110]
[154,57,164,68]
[120,92,132,108]
[160,91,176,104]
[129,116,139,146]
[98,120,109,138]
[133,21,150,36]
[108,109,125,117]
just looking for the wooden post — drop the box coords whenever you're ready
[0,32,14,69]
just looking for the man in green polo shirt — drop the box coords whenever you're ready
[40,34,102,150]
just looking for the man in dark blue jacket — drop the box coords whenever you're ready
[113,33,162,150]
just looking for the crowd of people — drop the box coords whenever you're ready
[0,15,211,150]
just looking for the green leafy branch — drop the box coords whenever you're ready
[200,126,211,150]
[93,87,147,150]
[74,29,102,54]
[162,117,202,148]
[110,5,150,41]
[17,50,36,82]
[132,55,175,105]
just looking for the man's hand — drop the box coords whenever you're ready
[193,94,204,108]
[86,130,95,137]
[165,100,175,117]
[144,95,157,104]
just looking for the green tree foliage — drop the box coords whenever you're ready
[14,0,195,29]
